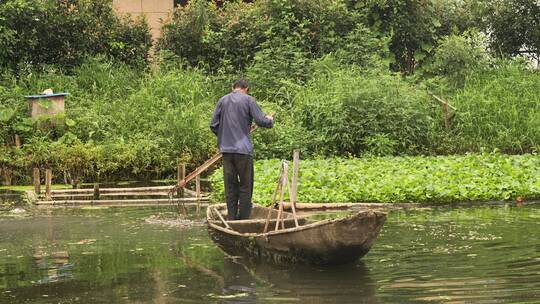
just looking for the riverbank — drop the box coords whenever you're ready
[210,153,540,205]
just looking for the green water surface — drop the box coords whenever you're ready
[0,204,539,303]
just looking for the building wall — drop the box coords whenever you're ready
[113,0,175,39]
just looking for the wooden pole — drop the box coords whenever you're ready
[263,173,283,233]
[290,150,300,227]
[432,94,457,110]
[212,206,231,229]
[195,174,201,199]
[291,150,300,202]
[177,163,186,197]
[177,163,187,216]
[284,179,299,227]
[14,135,21,148]
[93,183,100,200]
[45,169,52,201]
[195,174,201,214]
[33,167,40,195]
[275,162,288,231]
[431,93,456,129]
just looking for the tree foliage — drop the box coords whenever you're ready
[0,0,152,71]
[483,0,540,62]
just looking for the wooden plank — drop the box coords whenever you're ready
[176,152,222,189]
[47,187,199,197]
[282,202,354,210]
[96,185,174,192]
[51,192,177,198]
[37,202,210,208]
[36,197,209,205]
[49,185,174,193]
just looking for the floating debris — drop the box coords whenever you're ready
[1,206,31,218]
[10,208,26,214]
[80,206,109,210]
[144,214,203,228]
[207,292,250,299]
[69,239,96,245]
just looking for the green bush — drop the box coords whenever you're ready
[246,38,312,103]
[157,0,223,71]
[251,102,311,159]
[449,60,540,154]
[0,0,151,71]
[291,58,441,156]
[422,32,490,88]
[0,146,26,185]
[331,23,391,69]
[0,57,228,183]
[158,0,356,75]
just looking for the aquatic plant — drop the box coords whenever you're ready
[210,153,540,204]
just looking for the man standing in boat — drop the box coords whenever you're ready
[210,79,274,220]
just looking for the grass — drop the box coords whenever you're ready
[450,62,540,153]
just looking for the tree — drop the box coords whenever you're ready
[353,0,443,73]
[0,0,152,71]
[483,0,540,63]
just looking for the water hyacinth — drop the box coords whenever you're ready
[210,153,540,205]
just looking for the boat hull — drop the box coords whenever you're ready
[207,204,386,265]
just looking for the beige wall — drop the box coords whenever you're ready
[113,0,174,39]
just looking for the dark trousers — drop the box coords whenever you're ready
[222,153,254,220]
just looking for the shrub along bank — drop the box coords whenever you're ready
[0,59,223,185]
[1,57,540,186]
[210,153,540,204]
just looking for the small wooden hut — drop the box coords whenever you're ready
[25,92,69,120]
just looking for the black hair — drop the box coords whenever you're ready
[233,79,249,89]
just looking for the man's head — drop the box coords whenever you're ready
[232,79,249,94]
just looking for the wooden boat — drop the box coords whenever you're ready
[206,203,386,265]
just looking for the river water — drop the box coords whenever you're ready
[0,203,538,303]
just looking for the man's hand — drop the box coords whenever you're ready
[266,112,275,121]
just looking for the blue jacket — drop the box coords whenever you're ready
[210,92,273,155]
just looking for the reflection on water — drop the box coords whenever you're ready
[0,190,23,208]
[0,204,539,303]
[34,250,74,284]
[221,257,257,303]
[223,257,379,304]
